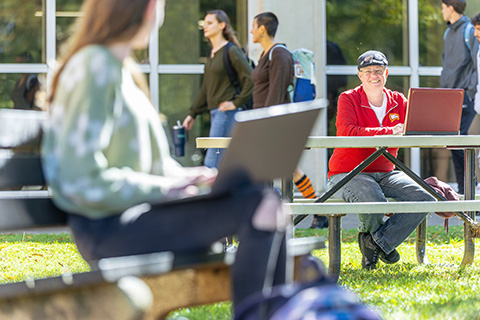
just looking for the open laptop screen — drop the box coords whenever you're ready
[404,88,463,135]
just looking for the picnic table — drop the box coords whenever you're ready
[197,135,480,276]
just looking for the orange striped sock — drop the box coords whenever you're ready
[294,174,316,199]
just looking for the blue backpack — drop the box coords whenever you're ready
[269,45,316,102]
[443,22,474,53]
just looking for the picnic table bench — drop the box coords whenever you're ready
[0,109,324,319]
[197,135,480,278]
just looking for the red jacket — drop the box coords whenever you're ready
[328,85,407,178]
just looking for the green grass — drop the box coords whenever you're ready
[0,232,90,284]
[299,226,480,320]
[1,226,480,320]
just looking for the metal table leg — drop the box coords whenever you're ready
[461,149,476,265]
[281,177,294,203]
[416,218,427,264]
[328,215,342,281]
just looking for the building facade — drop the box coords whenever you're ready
[1,0,479,190]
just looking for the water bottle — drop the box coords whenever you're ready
[172,120,186,157]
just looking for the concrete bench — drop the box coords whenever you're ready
[0,109,325,319]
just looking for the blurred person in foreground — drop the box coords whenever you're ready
[41,0,287,313]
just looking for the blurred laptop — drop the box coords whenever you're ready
[403,88,464,135]
[157,100,321,206]
[214,100,322,187]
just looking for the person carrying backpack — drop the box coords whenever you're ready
[250,12,324,227]
[183,10,253,168]
[440,0,479,194]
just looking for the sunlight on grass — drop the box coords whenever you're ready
[1,226,480,320]
[307,226,480,320]
[0,233,90,284]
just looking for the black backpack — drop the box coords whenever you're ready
[223,42,255,110]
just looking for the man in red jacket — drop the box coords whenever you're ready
[328,50,436,270]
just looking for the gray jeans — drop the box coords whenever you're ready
[327,171,435,254]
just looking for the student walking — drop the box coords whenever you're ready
[183,10,253,168]
[440,0,479,194]
[472,13,480,115]
[250,12,325,228]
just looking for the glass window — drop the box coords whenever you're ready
[159,74,206,166]
[0,73,45,110]
[0,0,43,63]
[418,0,444,67]
[159,0,245,64]
[326,0,408,66]
[158,0,201,64]
[55,1,148,62]
[56,0,83,51]
[419,76,440,88]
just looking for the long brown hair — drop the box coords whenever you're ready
[49,0,151,103]
[206,10,242,49]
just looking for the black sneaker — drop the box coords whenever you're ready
[358,233,400,268]
[358,232,380,270]
[380,247,400,264]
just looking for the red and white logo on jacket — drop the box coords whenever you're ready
[389,113,400,122]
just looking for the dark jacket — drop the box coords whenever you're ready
[440,15,479,102]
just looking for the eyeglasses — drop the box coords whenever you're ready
[360,69,386,76]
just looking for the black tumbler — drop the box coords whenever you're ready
[172,121,186,157]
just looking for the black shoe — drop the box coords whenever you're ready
[310,215,329,229]
[358,233,400,269]
[358,232,380,270]
[380,247,400,264]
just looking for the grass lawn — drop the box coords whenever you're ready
[1,226,480,320]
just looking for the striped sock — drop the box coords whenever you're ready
[294,174,316,199]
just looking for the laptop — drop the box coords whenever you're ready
[157,100,321,205]
[403,88,464,135]
[213,100,322,188]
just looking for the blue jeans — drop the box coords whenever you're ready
[204,108,239,168]
[327,171,435,254]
